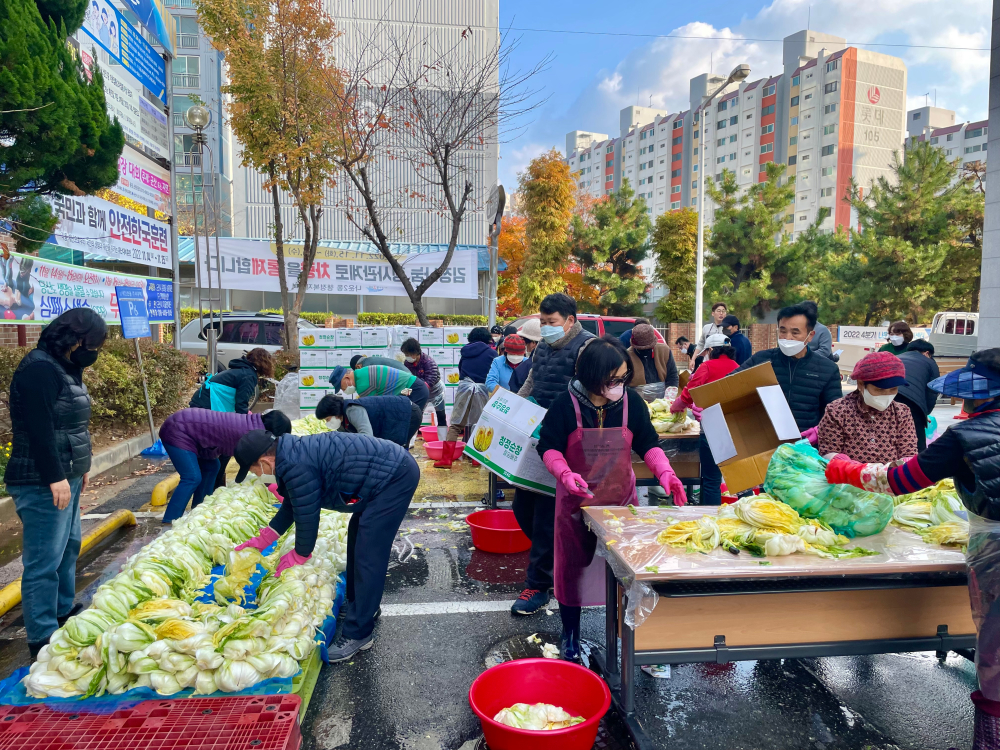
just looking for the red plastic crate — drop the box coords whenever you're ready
[0,695,301,750]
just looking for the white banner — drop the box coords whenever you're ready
[195,239,479,299]
[49,194,172,268]
[115,148,171,215]
[837,325,930,343]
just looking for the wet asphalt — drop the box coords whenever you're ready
[0,448,981,750]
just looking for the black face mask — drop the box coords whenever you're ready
[70,347,100,368]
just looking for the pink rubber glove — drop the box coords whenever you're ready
[690,405,703,421]
[235,526,279,552]
[542,449,592,497]
[267,483,283,501]
[644,447,688,507]
[275,550,311,577]
[801,426,819,446]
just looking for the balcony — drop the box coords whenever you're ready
[176,34,199,48]
[174,152,203,167]
[172,74,200,88]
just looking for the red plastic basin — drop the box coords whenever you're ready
[424,440,466,460]
[419,426,439,443]
[469,658,611,750]
[465,509,531,554]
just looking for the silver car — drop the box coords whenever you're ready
[179,312,317,370]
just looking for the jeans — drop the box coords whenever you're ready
[342,456,420,640]
[512,489,555,590]
[163,443,221,523]
[10,476,83,644]
[699,431,723,505]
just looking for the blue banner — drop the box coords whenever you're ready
[119,0,175,56]
[115,285,151,339]
[81,0,166,103]
[144,279,174,323]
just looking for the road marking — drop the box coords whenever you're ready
[381,600,519,616]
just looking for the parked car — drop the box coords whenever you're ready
[511,313,666,343]
[180,312,317,370]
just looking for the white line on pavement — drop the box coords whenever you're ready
[381,600,519,616]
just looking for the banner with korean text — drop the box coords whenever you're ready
[194,239,478,299]
[49,194,171,269]
[0,250,173,324]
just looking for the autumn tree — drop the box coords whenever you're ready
[518,149,575,312]
[651,207,698,322]
[704,161,796,320]
[569,179,650,315]
[198,0,342,355]
[497,215,526,317]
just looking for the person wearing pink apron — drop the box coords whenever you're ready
[536,336,688,661]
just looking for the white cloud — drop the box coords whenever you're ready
[598,72,623,94]
[499,141,556,190]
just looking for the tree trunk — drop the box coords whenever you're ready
[269,164,295,358]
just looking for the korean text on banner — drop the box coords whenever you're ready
[195,239,479,300]
[115,286,151,339]
[0,250,172,325]
[115,149,171,214]
[49,194,171,269]
[80,0,166,102]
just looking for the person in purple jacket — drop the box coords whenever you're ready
[158,408,291,523]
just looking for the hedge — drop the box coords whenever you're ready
[0,341,201,433]
[356,313,488,326]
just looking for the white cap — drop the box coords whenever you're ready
[704,333,730,349]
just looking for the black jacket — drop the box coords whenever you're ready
[457,341,497,384]
[523,326,596,408]
[738,347,843,431]
[897,351,940,417]
[190,358,259,414]
[6,348,92,486]
[269,432,414,555]
[508,357,532,393]
[950,411,1000,521]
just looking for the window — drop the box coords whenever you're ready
[786,214,795,224]
[219,321,261,344]
[966,144,983,154]
[730,116,738,125]
[727,134,735,143]
[799,215,807,221]
[804,93,813,101]
[672,135,682,145]
[930,136,939,145]
[824,81,838,94]
[763,84,776,97]
[947,133,954,141]
[672,168,682,177]
[792,75,800,86]
[761,105,775,116]
[760,143,773,154]
[659,159,665,165]
[788,155,797,165]
[822,166,835,176]
[691,180,698,188]
[821,187,834,197]
[606,160,614,168]
[693,147,699,155]
[947,148,955,156]
[640,131,648,140]
[821,144,835,156]
[717,137,726,147]
[717,156,726,164]
[967,128,986,139]
[790,96,800,107]
[671,201,681,209]
[762,123,774,135]
[746,113,753,120]
[913,112,922,120]
[824,124,836,136]
[802,131,811,141]
[693,129,699,139]
[174,135,201,167]
[759,163,767,172]
[729,152,737,161]
[798,193,809,202]
[673,119,683,129]
[791,116,799,125]
[824,103,837,114]
[173,55,200,87]
[717,119,727,129]
[671,185,681,194]
[742,167,751,176]
[826,59,839,72]
[694,112,700,122]
[718,100,728,111]
[789,136,798,146]
[172,95,191,127]
[659,174,664,180]
[173,15,199,48]
[672,152,681,162]
[801,154,810,161]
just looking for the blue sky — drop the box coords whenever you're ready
[496,0,991,189]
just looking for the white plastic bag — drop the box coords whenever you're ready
[273,372,301,421]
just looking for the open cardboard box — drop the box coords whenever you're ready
[689,362,800,493]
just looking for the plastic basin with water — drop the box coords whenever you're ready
[465,509,530,553]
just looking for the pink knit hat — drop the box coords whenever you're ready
[851,352,908,387]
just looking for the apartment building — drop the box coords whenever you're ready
[907,106,988,171]
[565,29,908,238]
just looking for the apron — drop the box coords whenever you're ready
[554,392,637,607]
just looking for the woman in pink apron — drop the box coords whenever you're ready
[536,336,688,661]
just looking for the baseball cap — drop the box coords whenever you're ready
[234,430,279,482]
[704,333,730,349]
[329,365,349,393]
[517,319,542,342]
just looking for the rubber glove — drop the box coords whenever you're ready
[644,447,688,507]
[267,483,283,501]
[235,526,279,552]
[275,550,311,577]
[824,456,865,487]
[690,405,703,421]
[800,426,819,445]
[542,449,592,497]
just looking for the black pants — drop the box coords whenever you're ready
[342,456,420,640]
[405,379,430,445]
[896,394,928,452]
[214,455,231,490]
[512,488,555,590]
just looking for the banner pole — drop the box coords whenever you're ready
[134,338,157,445]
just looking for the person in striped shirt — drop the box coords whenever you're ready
[330,364,429,446]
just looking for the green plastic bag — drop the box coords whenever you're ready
[763,441,894,538]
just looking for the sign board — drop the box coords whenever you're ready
[197,239,479,299]
[81,0,166,102]
[837,325,930,344]
[119,0,175,55]
[49,194,171,268]
[115,285,151,339]
[115,149,171,214]
[464,389,556,495]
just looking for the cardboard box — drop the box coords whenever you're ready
[464,389,556,495]
[326,350,353,367]
[427,347,451,366]
[298,389,334,408]
[444,327,472,346]
[361,327,389,348]
[299,349,326,368]
[689,362,800,493]
[417,327,444,345]
[445,386,456,405]
[394,326,421,345]
[299,329,337,348]
[335,329,363,349]
[299,370,333,388]
[440,366,460,386]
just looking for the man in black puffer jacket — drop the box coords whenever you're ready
[233,430,419,662]
[737,303,842,434]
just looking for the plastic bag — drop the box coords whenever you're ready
[969,514,1000,700]
[763,441,894,538]
[273,372,301,421]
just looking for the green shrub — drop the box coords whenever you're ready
[356,313,487,326]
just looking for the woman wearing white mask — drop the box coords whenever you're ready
[879,320,913,355]
[314,394,417,448]
[400,338,447,440]
[816,352,918,463]
[486,334,529,392]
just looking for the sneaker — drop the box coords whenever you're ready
[510,588,550,615]
[328,632,374,662]
[57,603,83,627]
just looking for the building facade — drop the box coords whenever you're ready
[907,106,989,171]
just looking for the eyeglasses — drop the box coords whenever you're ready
[605,376,628,387]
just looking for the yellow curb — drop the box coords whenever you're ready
[150,472,180,507]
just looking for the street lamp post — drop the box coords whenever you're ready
[695,63,751,338]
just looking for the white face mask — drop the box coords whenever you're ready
[540,325,565,344]
[506,355,525,365]
[862,388,896,411]
[343,385,356,395]
[326,417,342,430]
[405,356,418,363]
[888,335,905,346]
[777,338,806,357]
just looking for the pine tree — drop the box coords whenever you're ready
[0,0,123,252]
[650,207,698,322]
[569,179,651,315]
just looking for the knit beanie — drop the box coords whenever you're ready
[851,352,907,388]
[503,335,526,356]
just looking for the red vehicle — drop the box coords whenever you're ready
[511,314,665,343]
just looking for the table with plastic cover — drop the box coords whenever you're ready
[582,505,976,750]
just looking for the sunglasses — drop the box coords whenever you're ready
[605,376,628,387]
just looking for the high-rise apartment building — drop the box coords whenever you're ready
[907,106,988,171]
[565,30,908,238]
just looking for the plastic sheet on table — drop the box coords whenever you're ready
[968,514,1000,700]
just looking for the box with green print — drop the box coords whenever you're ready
[464,388,556,495]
